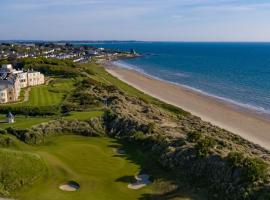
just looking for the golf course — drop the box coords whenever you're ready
[1,58,263,200]
[15,135,153,200]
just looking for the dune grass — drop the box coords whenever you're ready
[81,63,189,116]
[63,111,104,121]
[17,135,154,200]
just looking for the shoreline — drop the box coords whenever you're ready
[104,62,270,150]
[112,60,270,118]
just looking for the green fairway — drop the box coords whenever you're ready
[24,85,63,106]
[0,115,53,129]
[17,135,153,200]
[63,111,104,121]
[20,78,74,107]
[0,78,74,108]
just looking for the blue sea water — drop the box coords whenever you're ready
[86,42,270,115]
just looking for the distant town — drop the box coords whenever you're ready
[0,42,138,64]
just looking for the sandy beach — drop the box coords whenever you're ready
[105,63,270,150]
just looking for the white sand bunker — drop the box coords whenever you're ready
[0,198,15,200]
[59,181,80,192]
[113,148,125,155]
[128,174,151,190]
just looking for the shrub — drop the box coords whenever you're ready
[7,119,104,144]
[85,68,96,75]
[133,131,147,141]
[187,131,202,143]
[61,102,79,113]
[147,122,156,134]
[0,134,13,147]
[0,129,7,135]
[0,105,60,116]
[194,136,216,158]
[19,58,78,77]
[227,152,269,182]
[106,85,118,92]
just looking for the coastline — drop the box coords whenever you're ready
[104,62,270,150]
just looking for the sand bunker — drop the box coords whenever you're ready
[128,174,151,189]
[0,198,15,200]
[59,181,80,192]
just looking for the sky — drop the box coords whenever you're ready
[1,0,270,41]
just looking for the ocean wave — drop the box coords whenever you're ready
[112,60,270,116]
[174,72,190,78]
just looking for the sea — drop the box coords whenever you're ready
[83,42,270,116]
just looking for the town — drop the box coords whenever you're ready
[0,42,138,64]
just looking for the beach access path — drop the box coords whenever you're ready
[105,64,270,151]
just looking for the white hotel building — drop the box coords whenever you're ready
[0,64,45,103]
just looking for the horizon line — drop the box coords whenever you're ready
[1,39,270,43]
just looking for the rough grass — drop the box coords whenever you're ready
[63,111,104,121]
[0,148,47,197]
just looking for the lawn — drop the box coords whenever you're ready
[63,111,104,121]
[0,78,74,108]
[17,135,154,200]
[0,115,53,129]
[24,85,63,106]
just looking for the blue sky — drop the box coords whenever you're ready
[1,0,270,41]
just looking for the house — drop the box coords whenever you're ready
[27,70,45,86]
[0,64,45,103]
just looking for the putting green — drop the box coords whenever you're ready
[17,135,153,200]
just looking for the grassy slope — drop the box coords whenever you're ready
[82,63,189,116]
[0,147,47,197]
[0,115,53,129]
[17,135,154,200]
[63,111,104,121]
